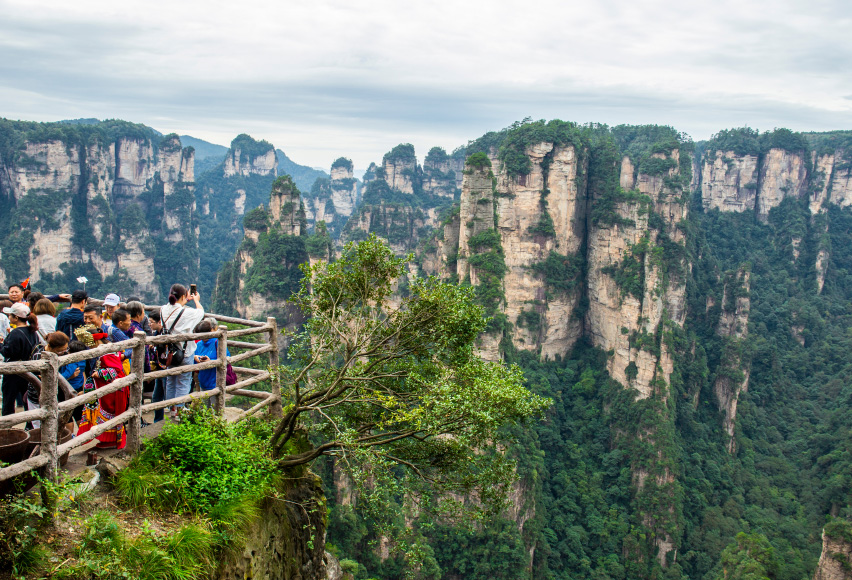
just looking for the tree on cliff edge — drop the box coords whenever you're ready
[269,233,549,524]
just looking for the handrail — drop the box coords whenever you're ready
[0,312,283,483]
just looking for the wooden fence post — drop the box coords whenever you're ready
[267,317,282,418]
[126,332,146,453]
[39,352,60,483]
[215,326,228,415]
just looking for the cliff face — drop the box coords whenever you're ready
[340,144,452,253]
[302,158,359,237]
[701,150,759,213]
[813,523,852,580]
[196,134,280,294]
[215,470,332,580]
[0,121,195,301]
[712,268,751,454]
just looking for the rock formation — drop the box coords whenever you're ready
[813,522,852,580]
[0,120,195,301]
[712,267,751,453]
[302,157,359,237]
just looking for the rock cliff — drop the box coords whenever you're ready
[302,157,360,237]
[211,175,308,341]
[712,267,751,454]
[196,134,280,294]
[813,521,852,580]
[0,120,195,300]
[340,143,452,253]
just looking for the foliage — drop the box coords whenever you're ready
[532,251,584,295]
[243,206,271,232]
[52,511,215,580]
[242,228,308,300]
[602,238,648,300]
[0,488,49,577]
[269,235,549,546]
[332,157,354,171]
[230,133,274,162]
[425,147,449,167]
[465,152,492,171]
[306,220,334,258]
[428,518,529,579]
[497,119,587,177]
[714,533,780,580]
[384,143,417,164]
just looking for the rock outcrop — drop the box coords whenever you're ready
[701,150,759,213]
[302,158,359,237]
[813,522,852,580]
[215,470,330,580]
[712,267,751,453]
[0,121,195,301]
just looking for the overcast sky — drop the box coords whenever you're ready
[2,0,851,170]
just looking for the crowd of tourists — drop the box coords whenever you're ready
[0,281,230,450]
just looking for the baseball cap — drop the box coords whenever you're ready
[2,303,30,318]
[103,293,120,307]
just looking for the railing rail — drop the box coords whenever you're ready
[0,308,281,483]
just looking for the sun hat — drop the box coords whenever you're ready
[2,303,30,318]
[103,293,120,307]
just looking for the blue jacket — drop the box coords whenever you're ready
[60,360,86,391]
[56,307,85,339]
[194,338,230,391]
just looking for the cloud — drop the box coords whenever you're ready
[1,0,852,169]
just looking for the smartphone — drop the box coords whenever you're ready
[190,283,197,296]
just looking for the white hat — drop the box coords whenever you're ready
[103,293,120,307]
[2,303,30,318]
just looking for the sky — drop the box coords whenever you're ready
[2,0,852,171]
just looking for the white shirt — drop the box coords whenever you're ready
[36,314,56,343]
[0,313,10,341]
[159,302,206,358]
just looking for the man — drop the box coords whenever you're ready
[56,290,88,338]
[83,305,110,334]
[109,309,132,343]
[103,294,120,329]
[7,284,24,304]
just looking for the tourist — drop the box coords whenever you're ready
[102,293,120,328]
[64,339,89,425]
[7,284,24,304]
[160,284,205,422]
[0,303,40,415]
[33,298,57,343]
[192,320,230,409]
[148,311,166,423]
[56,290,88,338]
[125,301,150,336]
[83,305,109,334]
[26,331,72,429]
[109,309,132,344]
[0,300,11,343]
[74,325,129,449]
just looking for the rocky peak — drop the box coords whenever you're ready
[223,134,277,178]
[269,175,306,236]
[330,157,354,180]
[382,143,417,194]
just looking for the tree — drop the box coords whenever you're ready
[269,234,550,523]
[715,533,780,580]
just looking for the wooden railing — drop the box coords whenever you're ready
[0,309,281,484]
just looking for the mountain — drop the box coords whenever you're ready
[179,134,229,175]
[223,119,852,580]
[0,118,196,300]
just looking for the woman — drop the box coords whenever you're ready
[160,284,205,422]
[26,331,72,429]
[192,320,231,410]
[75,324,129,449]
[33,298,57,343]
[0,303,40,415]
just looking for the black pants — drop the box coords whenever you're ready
[1,378,26,416]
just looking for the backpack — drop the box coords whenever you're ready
[157,308,186,368]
